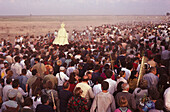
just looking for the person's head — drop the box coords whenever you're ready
[34,58,40,63]
[150,67,157,75]
[104,64,110,70]
[86,71,92,80]
[139,79,148,89]
[74,87,83,97]
[117,82,124,92]
[155,99,164,110]
[82,75,89,82]
[129,71,138,79]
[63,81,70,90]
[101,81,109,91]
[121,83,129,91]
[120,60,126,67]
[148,87,160,100]
[57,60,62,66]
[7,70,13,78]
[46,80,53,89]
[22,69,27,75]
[6,77,12,85]
[126,62,133,70]
[73,69,79,75]
[12,79,19,89]
[32,69,37,76]
[118,96,128,107]
[94,64,100,71]
[49,68,53,74]
[41,95,49,105]
[14,56,20,62]
[96,77,103,84]
[60,66,65,72]
[24,97,33,107]
[105,70,113,78]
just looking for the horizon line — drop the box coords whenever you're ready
[0,14,167,17]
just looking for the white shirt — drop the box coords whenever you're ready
[66,66,76,77]
[104,78,117,94]
[18,87,28,97]
[32,96,42,111]
[117,77,127,84]
[164,87,170,111]
[2,84,13,102]
[11,62,22,79]
[56,72,69,86]
[26,70,33,79]
[93,84,102,96]
[75,55,81,59]
[121,67,131,80]
[20,60,26,69]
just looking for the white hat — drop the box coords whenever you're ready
[60,66,65,71]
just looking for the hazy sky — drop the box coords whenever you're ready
[0,0,169,15]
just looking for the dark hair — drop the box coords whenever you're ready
[32,77,43,96]
[148,87,160,100]
[150,67,156,72]
[104,64,110,70]
[68,72,76,84]
[117,81,124,92]
[70,61,75,66]
[121,60,126,68]
[82,75,88,82]
[41,95,49,104]
[14,56,20,62]
[46,80,53,89]
[105,70,113,78]
[22,69,27,75]
[119,71,125,77]
[139,79,148,89]
[97,77,103,84]
[155,99,164,110]
[126,62,133,70]
[34,88,41,102]
[12,79,19,88]
[129,71,138,80]
[34,58,40,62]
[24,97,33,106]
[101,81,109,90]
[6,78,12,84]
[32,69,37,76]
[74,87,83,97]
[94,64,100,70]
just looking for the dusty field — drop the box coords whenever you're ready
[0,15,168,43]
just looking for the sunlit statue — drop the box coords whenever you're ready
[53,23,69,45]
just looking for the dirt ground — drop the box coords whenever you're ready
[0,15,168,43]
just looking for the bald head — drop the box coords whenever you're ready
[121,83,129,91]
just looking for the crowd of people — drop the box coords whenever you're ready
[0,21,169,112]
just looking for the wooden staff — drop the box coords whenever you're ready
[109,51,114,70]
[51,91,56,111]
[137,56,148,87]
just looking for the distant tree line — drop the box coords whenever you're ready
[166,12,170,16]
